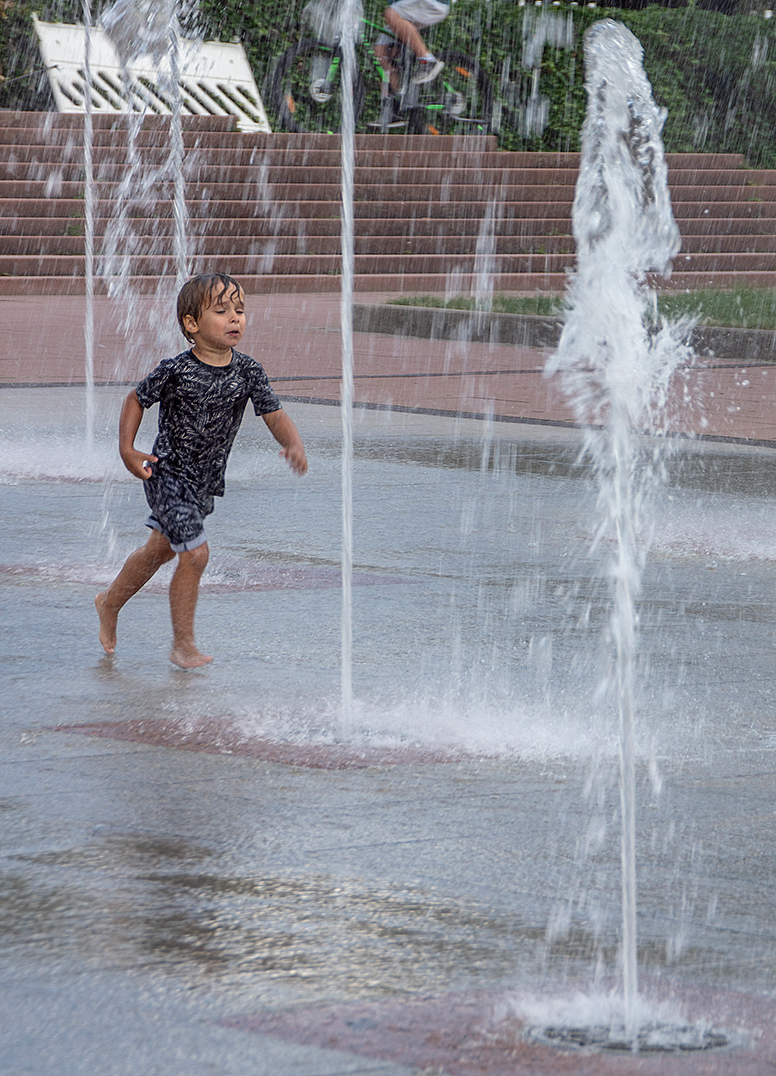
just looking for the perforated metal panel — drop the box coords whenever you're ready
[32,15,271,133]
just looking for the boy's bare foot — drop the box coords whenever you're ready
[95,593,117,654]
[169,645,213,669]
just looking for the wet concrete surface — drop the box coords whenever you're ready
[4,377,776,1073]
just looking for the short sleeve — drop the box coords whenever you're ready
[135,358,178,409]
[248,360,283,416]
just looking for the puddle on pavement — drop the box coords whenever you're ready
[0,851,558,998]
[3,825,772,1006]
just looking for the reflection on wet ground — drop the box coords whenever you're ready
[3,395,776,1073]
[4,797,766,1001]
[358,429,776,498]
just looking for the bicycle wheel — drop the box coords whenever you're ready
[414,49,493,135]
[270,39,366,133]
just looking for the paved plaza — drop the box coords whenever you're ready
[3,292,776,1073]
[4,290,776,442]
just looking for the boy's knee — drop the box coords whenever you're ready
[180,543,209,572]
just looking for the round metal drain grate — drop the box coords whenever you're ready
[533,1022,733,1054]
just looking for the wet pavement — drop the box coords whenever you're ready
[3,295,776,1073]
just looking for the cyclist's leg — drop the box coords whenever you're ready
[383,0,449,83]
[375,37,400,93]
[383,5,428,60]
[385,0,449,49]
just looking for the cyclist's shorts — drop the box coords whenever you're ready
[380,0,449,36]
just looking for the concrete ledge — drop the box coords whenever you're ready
[353,303,562,350]
[353,302,776,362]
[693,324,776,362]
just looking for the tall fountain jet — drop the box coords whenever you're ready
[547,19,687,1046]
[78,0,191,441]
[339,0,359,733]
[99,0,191,292]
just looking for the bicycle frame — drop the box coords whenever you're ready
[314,19,392,91]
[270,18,491,134]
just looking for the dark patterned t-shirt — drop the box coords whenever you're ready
[135,349,282,497]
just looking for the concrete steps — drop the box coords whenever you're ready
[2,111,776,294]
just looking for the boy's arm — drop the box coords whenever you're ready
[119,390,157,479]
[263,409,308,475]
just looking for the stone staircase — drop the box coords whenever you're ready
[2,110,776,295]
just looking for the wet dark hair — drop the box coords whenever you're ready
[177,273,244,341]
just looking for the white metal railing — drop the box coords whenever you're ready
[32,15,271,133]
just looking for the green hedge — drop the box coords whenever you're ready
[3,0,776,163]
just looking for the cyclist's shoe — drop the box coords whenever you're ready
[412,56,444,85]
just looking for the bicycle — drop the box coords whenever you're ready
[268,15,493,136]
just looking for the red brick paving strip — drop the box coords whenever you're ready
[57,717,480,769]
[5,291,776,444]
[220,986,776,1074]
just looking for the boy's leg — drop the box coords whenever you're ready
[168,542,212,669]
[96,529,175,654]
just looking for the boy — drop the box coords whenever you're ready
[95,273,307,669]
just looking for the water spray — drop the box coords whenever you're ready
[547,18,687,1047]
[83,0,95,451]
[339,0,359,733]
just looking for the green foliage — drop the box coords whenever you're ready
[660,286,776,328]
[3,0,776,165]
[0,0,80,109]
[394,287,776,329]
[614,6,776,166]
[391,293,564,315]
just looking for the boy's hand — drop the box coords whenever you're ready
[264,410,308,475]
[121,447,158,480]
[281,443,308,475]
[118,392,155,480]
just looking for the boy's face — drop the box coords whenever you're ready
[183,285,246,352]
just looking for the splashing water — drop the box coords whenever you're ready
[547,19,692,1045]
[166,10,190,291]
[100,0,176,66]
[83,0,96,450]
[82,0,191,442]
[99,0,192,315]
[520,8,574,138]
[472,197,498,317]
